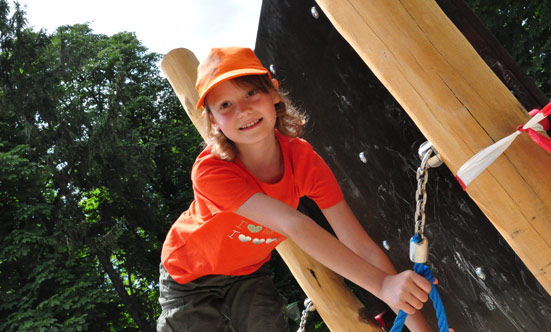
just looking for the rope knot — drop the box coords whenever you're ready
[390,263,448,332]
[414,263,435,284]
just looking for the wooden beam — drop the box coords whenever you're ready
[160,50,208,140]
[315,0,551,293]
[160,48,379,332]
[436,0,548,110]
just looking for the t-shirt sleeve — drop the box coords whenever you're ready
[294,140,344,209]
[192,158,261,214]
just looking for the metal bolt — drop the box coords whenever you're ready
[359,151,368,163]
[304,298,316,311]
[269,64,276,75]
[418,141,443,168]
[311,6,320,19]
[382,240,391,251]
[475,267,486,280]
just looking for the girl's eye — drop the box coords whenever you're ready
[247,88,259,97]
[219,102,231,110]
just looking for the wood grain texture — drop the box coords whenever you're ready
[315,0,551,294]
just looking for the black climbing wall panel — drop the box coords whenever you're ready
[255,0,551,331]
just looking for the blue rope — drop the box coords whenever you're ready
[389,263,449,332]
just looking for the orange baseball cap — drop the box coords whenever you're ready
[195,47,272,109]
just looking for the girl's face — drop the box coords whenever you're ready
[206,78,281,148]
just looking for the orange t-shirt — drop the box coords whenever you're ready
[161,131,344,284]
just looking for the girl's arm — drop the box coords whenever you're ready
[235,193,432,317]
[321,199,433,332]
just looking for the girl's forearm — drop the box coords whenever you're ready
[285,214,390,299]
[353,236,432,332]
[236,194,431,317]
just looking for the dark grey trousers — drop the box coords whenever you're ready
[157,262,288,332]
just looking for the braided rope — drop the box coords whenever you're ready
[390,263,449,332]
[391,143,449,331]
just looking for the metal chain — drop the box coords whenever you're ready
[296,145,438,332]
[414,148,434,239]
[297,298,315,332]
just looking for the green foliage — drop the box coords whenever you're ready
[466,0,551,96]
[1,0,201,330]
[2,0,549,331]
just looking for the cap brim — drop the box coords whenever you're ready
[196,68,270,110]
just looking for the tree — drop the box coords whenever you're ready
[1,0,549,331]
[466,0,551,96]
[0,1,201,330]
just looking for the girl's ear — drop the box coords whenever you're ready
[271,78,280,91]
[271,78,282,104]
[209,113,220,131]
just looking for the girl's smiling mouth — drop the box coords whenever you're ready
[239,118,263,130]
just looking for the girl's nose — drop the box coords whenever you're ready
[235,100,251,117]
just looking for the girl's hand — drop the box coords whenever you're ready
[379,271,432,314]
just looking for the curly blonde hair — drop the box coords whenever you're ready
[203,75,307,161]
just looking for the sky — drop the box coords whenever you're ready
[17,0,263,62]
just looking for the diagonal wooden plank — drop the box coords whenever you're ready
[315,0,551,294]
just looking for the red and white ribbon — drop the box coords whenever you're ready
[456,102,551,190]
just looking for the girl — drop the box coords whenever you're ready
[158,47,440,332]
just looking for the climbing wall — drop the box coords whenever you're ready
[254,0,551,331]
